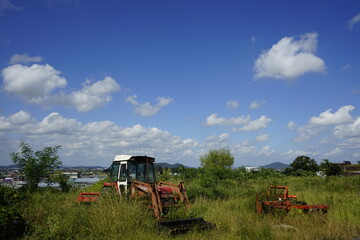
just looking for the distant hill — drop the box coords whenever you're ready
[0,164,20,169]
[155,162,184,169]
[260,162,289,170]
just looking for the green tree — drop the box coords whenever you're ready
[11,141,62,191]
[200,148,234,169]
[284,155,319,176]
[320,159,343,176]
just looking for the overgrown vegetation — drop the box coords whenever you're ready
[3,148,360,239]
[11,141,62,192]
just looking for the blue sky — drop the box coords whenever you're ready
[0,0,359,167]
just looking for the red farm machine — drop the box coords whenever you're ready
[78,155,214,234]
[255,185,329,214]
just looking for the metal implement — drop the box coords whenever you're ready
[77,192,101,204]
[158,218,215,234]
[78,155,214,234]
[256,185,329,214]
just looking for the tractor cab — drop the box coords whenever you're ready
[106,155,156,194]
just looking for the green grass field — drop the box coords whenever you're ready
[18,175,360,240]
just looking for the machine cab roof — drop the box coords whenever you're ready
[108,155,156,184]
[113,155,155,163]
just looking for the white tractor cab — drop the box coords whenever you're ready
[104,155,157,194]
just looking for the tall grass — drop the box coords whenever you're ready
[20,175,360,239]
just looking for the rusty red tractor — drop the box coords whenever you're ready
[256,185,329,214]
[78,155,214,234]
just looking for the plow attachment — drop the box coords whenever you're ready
[77,192,101,204]
[256,186,329,214]
[158,217,215,234]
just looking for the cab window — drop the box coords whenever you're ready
[109,162,120,181]
[119,164,127,181]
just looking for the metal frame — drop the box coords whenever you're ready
[256,185,329,214]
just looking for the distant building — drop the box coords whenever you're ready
[245,167,260,172]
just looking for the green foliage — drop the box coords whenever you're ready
[200,148,234,170]
[11,141,62,191]
[13,175,360,240]
[51,173,72,192]
[284,155,319,176]
[320,159,343,176]
[0,186,26,239]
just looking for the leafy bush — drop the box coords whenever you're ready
[0,186,27,239]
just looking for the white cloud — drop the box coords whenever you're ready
[309,105,354,125]
[348,13,360,29]
[31,112,82,135]
[285,150,319,159]
[325,147,343,157]
[0,111,200,166]
[340,64,351,71]
[256,133,269,142]
[226,100,239,109]
[258,145,274,156]
[249,100,266,110]
[254,32,325,80]
[294,124,323,142]
[205,113,250,126]
[333,117,360,139]
[206,133,229,142]
[126,95,173,116]
[2,64,67,103]
[0,0,22,15]
[287,121,297,130]
[9,53,43,64]
[232,141,274,158]
[233,115,272,132]
[294,105,357,142]
[2,63,120,112]
[52,77,120,112]
[251,35,256,42]
[0,110,33,131]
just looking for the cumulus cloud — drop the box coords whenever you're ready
[2,64,67,103]
[126,95,173,116]
[206,133,229,142]
[233,115,272,132]
[256,133,269,142]
[249,100,266,110]
[9,53,43,64]
[226,100,239,109]
[205,113,250,126]
[0,111,199,166]
[254,32,325,80]
[309,105,354,125]
[232,141,274,158]
[52,77,120,112]
[325,147,343,157]
[294,124,323,142]
[333,117,360,138]
[293,105,357,142]
[285,149,319,159]
[348,13,360,29]
[0,110,34,132]
[287,121,297,130]
[2,63,120,112]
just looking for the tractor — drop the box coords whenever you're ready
[78,155,214,234]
